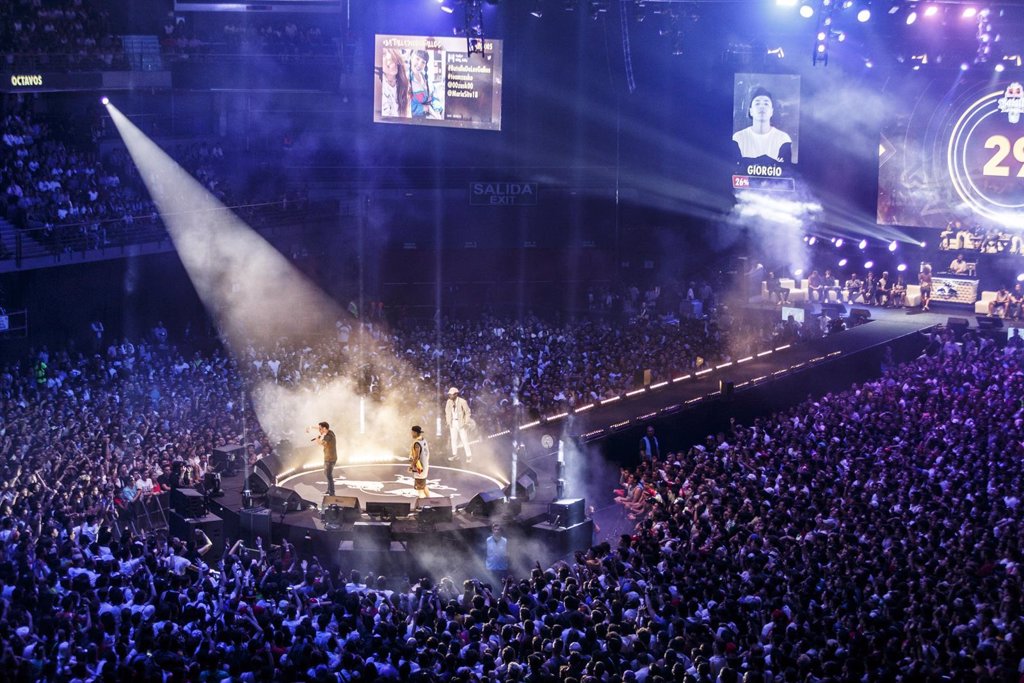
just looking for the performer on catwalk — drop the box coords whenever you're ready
[445,387,473,463]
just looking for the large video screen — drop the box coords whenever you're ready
[878,77,1024,230]
[731,73,801,193]
[373,34,503,131]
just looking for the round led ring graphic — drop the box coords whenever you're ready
[947,90,1024,227]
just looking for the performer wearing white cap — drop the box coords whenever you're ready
[444,387,473,463]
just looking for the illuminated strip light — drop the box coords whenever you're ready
[757,350,773,358]
[673,374,692,382]
[638,412,658,421]
[625,388,646,397]
[695,368,713,377]
[520,421,541,430]
[650,381,669,390]
[582,429,605,438]
[574,404,594,413]
[686,397,702,404]
[601,396,621,405]
[547,412,569,421]
[735,381,750,388]
[610,420,630,429]
[716,362,734,370]
[828,351,842,357]
[772,370,788,377]
[775,344,791,351]
[751,375,768,383]
[488,430,511,438]
[661,404,682,412]
[789,363,806,370]
[809,356,825,363]
[737,356,754,364]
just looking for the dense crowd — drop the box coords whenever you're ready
[241,301,787,433]
[0,314,1022,679]
[0,0,126,71]
[612,329,1024,681]
[1,101,288,255]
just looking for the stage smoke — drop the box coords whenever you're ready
[105,104,481,464]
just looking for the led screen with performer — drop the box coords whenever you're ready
[731,73,801,193]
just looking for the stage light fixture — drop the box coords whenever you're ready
[888,240,898,252]
[897,263,908,272]
[995,63,1005,72]
[799,4,814,18]
[817,31,826,40]
[858,239,868,250]
[962,7,977,19]
[441,3,454,13]
[836,31,846,42]
[530,0,543,18]
[809,236,817,246]
[857,8,870,22]
[865,59,874,68]
[835,238,843,247]
[776,0,798,6]
[838,258,848,267]
[1017,273,1024,282]
[906,11,917,25]
[923,5,938,18]
[794,268,805,277]
[961,62,969,71]
[100,96,110,105]
[864,260,874,269]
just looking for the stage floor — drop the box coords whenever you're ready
[277,462,509,509]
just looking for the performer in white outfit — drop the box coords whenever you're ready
[444,387,473,463]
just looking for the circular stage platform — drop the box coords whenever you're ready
[278,462,508,509]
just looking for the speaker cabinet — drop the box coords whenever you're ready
[977,316,1003,330]
[548,498,585,527]
[503,474,537,501]
[212,444,244,476]
[170,488,207,519]
[353,521,392,551]
[239,507,272,544]
[169,512,224,561]
[416,497,453,524]
[267,486,307,514]
[322,495,361,524]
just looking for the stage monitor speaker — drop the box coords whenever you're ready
[548,498,585,528]
[239,507,272,544]
[504,474,537,502]
[170,487,207,518]
[464,489,521,519]
[169,511,224,561]
[977,316,1003,329]
[947,317,970,334]
[364,500,412,520]
[465,489,506,516]
[254,454,286,486]
[416,497,453,524]
[850,308,871,321]
[353,521,391,551]
[322,495,361,524]
[247,468,273,495]
[212,444,244,475]
[267,486,308,514]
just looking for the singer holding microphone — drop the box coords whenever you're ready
[312,421,337,496]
